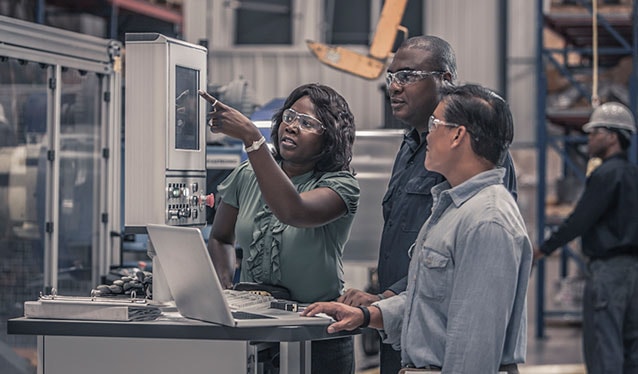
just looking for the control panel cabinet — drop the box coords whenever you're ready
[125,33,208,232]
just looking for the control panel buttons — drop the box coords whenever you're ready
[165,179,206,225]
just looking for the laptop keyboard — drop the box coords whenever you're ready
[231,310,275,320]
[223,289,274,309]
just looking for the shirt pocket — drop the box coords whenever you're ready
[400,176,438,232]
[419,249,451,301]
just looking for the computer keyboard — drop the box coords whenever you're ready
[231,310,275,320]
[223,289,274,309]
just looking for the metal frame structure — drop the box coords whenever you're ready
[0,14,123,288]
[535,0,638,338]
[0,15,123,372]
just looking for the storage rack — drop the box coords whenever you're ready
[32,0,183,41]
[535,0,638,338]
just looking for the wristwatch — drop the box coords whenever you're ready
[244,136,266,153]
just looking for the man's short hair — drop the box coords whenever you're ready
[401,35,458,83]
[439,84,513,165]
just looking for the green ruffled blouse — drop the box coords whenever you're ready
[217,161,360,303]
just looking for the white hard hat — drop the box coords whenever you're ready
[582,102,636,135]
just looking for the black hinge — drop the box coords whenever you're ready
[103,91,110,103]
[102,148,109,159]
[47,150,55,161]
[101,213,108,223]
[45,222,53,233]
[49,77,56,90]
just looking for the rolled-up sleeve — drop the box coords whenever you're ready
[373,292,407,350]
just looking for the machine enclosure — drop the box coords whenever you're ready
[124,33,208,232]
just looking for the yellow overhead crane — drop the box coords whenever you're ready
[306,0,408,80]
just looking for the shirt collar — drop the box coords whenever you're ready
[403,127,428,151]
[604,151,628,162]
[432,168,506,208]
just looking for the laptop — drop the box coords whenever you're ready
[146,224,332,327]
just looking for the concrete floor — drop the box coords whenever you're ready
[521,254,585,373]
[352,254,587,373]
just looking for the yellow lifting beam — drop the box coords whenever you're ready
[306,0,408,80]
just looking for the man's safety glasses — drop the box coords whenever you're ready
[428,115,461,132]
[385,70,445,88]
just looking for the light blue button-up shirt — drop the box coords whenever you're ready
[375,168,532,373]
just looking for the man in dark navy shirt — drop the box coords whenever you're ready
[338,35,518,374]
[535,102,638,374]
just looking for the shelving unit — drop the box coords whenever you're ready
[535,0,638,338]
[33,0,183,41]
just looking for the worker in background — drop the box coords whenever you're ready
[199,83,359,374]
[535,101,638,374]
[304,84,532,374]
[337,35,518,373]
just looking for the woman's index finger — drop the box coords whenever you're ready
[197,89,217,103]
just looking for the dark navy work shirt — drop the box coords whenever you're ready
[377,128,518,293]
[540,153,638,259]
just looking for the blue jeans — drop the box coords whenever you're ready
[583,255,638,374]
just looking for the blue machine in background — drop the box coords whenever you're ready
[205,97,284,217]
[250,98,286,122]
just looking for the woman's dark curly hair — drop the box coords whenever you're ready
[271,83,356,173]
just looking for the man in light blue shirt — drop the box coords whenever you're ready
[303,84,533,373]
